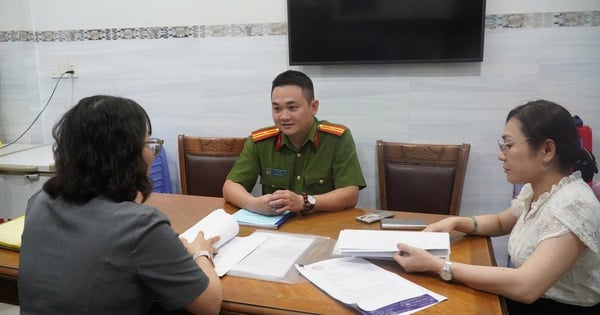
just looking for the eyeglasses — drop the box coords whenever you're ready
[498,137,530,153]
[145,138,164,156]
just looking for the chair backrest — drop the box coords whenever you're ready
[377,140,470,215]
[150,146,173,193]
[178,135,246,197]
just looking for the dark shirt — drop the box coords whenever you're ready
[19,191,208,314]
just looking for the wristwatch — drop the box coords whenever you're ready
[193,250,214,267]
[301,192,316,216]
[440,260,453,281]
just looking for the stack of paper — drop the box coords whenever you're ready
[335,229,450,259]
[180,209,310,280]
[296,257,446,314]
[233,208,292,229]
[228,230,315,282]
[179,209,239,248]
[0,216,25,251]
[180,209,266,277]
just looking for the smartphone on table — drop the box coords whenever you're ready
[355,210,394,224]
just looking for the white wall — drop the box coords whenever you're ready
[0,0,32,30]
[0,1,39,145]
[29,0,287,29]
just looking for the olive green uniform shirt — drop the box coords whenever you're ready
[227,118,366,195]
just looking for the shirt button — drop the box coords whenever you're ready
[271,185,275,188]
[297,176,301,181]
[319,179,324,184]
[297,153,301,158]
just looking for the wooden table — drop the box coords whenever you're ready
[0,193,506,314]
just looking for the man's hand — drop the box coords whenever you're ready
[268,190,304,214]
[242,191,303,215]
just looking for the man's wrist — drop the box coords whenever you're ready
[301,192,316,216]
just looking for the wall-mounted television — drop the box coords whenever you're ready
[287,0,486,65]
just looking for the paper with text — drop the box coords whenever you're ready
[228,231,314,280]
[212,233,267,277]
[296,257,446,313]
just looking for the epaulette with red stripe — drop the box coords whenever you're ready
[251,126,281,142]
[317,123,347,136]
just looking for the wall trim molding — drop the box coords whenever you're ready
[1,11,598,43]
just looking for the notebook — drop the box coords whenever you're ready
[233,208,292,229]
[0,216,25,251]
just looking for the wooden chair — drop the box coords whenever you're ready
[376,140,470,215]
[178,135,246,197]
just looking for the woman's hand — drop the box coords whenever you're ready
[180,231,220,257]
[393,243,444,273]
[423,217,459,232]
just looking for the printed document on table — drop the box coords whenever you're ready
[212,233,267,277]
[296,257,446,314]
[228,231,315,281]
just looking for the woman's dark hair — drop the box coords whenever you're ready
[507,99,598,181]
[271,70,315,102]
[44,95,154,203]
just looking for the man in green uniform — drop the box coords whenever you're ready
[223,70,366,215]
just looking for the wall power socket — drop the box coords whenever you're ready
[51,58,78,78]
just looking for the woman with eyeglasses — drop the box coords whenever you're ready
[393,100,600,314]
[19,95,222,314]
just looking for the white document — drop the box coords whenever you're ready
[179,209,264,277]
[334,229,450,259]
[212,233,267,277]
[228,231,315,281]
[296,257,446,314]
[179,209,239,248]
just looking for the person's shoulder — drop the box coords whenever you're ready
[560,176,598,201]
[251,125,281,142]
[95,198,169,228]
[317,120,348,137]
[551,177,600,216]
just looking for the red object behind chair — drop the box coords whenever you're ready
[578,125,592,152]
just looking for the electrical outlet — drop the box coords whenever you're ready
[51,58,78,78]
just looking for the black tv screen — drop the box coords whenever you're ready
[287,0,486,65]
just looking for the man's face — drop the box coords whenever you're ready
[271,85,318,144]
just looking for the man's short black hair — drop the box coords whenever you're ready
[271,70,314,102]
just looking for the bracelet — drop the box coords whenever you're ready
[192,250,214,267]
[467,216,478,236]
[301,192,316,216]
